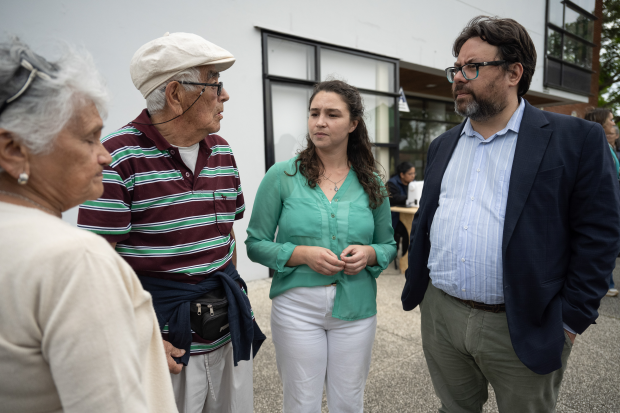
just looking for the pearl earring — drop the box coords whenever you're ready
[17,172,28,185]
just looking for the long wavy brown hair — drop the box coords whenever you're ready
[286,79,386,209]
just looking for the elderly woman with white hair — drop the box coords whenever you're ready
[0,38,177,413]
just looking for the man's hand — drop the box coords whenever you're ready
[340,245,375,275]
[564,329,576,344]
[163,339,185,374]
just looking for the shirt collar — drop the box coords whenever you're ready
[129,109,212,156]
[461,97,526,140]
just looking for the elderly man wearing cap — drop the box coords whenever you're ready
[78,32,264,413]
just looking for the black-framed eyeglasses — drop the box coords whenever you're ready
[445,61,507,83]
[178,81,223,96]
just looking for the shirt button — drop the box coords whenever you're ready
[170,149,175,155]
[470,197,474,201]
[462,288,466,292]
[477,168,480,172]
[464,226,468,230]
[461,258,465,262]
[334,199,338,202]
[185,172,190,177]
[332,235,336,240]
[331,213,335,218]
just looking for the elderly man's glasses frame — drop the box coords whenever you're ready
[445,60,507,83]
[132,81,224,126]
[178,81,223,96]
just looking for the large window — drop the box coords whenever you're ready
[399,96,464,179]
[262,32,400,175]
[545,0,597,95]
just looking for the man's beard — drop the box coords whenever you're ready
[453,86,506,122]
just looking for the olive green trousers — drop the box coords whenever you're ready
[420,282,572,413]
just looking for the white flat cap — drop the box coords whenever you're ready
[130,32,235,98]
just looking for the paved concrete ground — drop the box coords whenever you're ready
[249,261,620,412]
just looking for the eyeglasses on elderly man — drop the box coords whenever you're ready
[0,37,177,413]
[134,79,225,126]
[179,80,223,96]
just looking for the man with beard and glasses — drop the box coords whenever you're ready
[401,16,620,412]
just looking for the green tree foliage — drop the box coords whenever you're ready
[599,0,620,116]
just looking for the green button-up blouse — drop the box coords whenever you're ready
[245,158,397,321]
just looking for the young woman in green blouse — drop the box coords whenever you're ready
[246,80,397,412]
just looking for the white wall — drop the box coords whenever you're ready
[1,0,586,280]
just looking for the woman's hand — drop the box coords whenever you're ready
[287,246,345,276]
[340,245,377,275]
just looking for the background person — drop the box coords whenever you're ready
[387,161,416,268]
[246,80,396,413]
[0,38,176,413]
[612,125,620,159]
[585,107,619,177]
[77,32,263,413]
[401,16,620,412]
[585,107,619,298]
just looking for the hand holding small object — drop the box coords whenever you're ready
[340,245,377,275]
[287,246,345,276]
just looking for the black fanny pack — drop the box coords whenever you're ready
[189,288,230,341]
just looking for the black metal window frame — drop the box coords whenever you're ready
[543,0,598,96]
[261,30,400,173]
[399,94,463,179]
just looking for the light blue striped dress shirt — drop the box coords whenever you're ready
[428,99,525,305]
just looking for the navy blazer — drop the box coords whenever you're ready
[401,101,620,375]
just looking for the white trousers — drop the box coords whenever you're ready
[271,286,377,413]
[169,342,253,413]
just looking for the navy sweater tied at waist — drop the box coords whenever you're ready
[139,262,265,366]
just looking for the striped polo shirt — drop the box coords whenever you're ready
[78,109,246,354]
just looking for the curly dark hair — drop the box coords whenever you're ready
[453,16,537,97]
[286,79,386,209]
